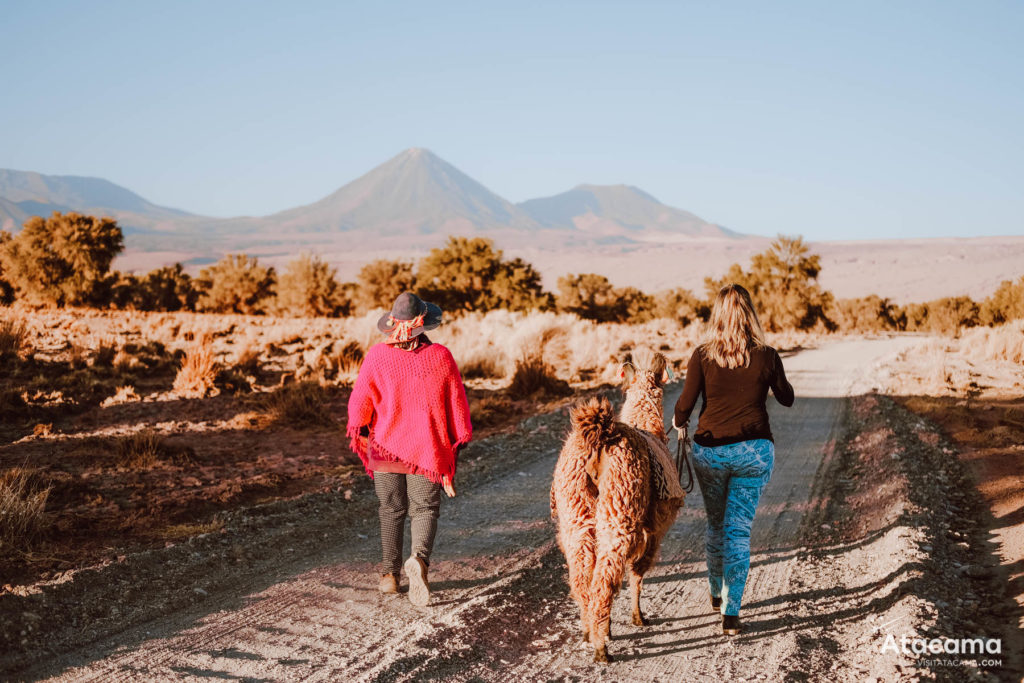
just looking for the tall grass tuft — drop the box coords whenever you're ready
[116,432,167,469]
[507,356,572,399]
[0,468,50,550]
[173,334,219,398]
[0,318,28,359]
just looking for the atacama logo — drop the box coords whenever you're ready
[880,634,1002,656]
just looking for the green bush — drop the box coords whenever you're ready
[556,273,620,322]
[901,296,980,335]
[0,212,123,306]
[195,254,275,314]
[140,263,199,311]
[417,237,551,314]
[555,274,659,323]
[980,276,1024,325]
[275,253,350,317]
[356,259,416,312]
[651,288,703,325]
[705,235,833,331]
[830,295,903,332]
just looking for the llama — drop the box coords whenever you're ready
[551,348,685,663]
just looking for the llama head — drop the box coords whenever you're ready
[620,347,672,389]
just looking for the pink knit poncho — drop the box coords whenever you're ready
[346,341,472,484]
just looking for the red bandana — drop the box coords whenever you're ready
[385,313,425,344]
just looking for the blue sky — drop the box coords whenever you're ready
[2,1,1022,240]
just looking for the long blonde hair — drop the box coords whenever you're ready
[704,284,766,369]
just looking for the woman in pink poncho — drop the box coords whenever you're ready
[347,292,472,606]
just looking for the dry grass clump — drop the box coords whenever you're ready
[0,318,28,359]
[878,324,1024,399]
[0,468,50,550]
[262,381,336,427]
[173,334,219,398]
[101,384,141,407]
[507,355,572,399]
[460,348,507,380]
[960,320,1024,364]
[116,432,168,469]
[433,309,702,387]
[115,433,195,469]
[333,340,364,376]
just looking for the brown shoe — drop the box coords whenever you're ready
[378,573,398,594]
[404,556,430,606]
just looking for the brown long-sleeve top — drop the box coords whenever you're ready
[673,344,794,447]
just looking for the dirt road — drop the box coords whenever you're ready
[26,338,928,681]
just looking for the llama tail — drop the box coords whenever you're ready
[570,396,620,482]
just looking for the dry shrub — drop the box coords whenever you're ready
[0,318,28,359]
[93,338,118,368]
[961,320,1024,364]
[335,341,364,375]
[215,367,253,394]
[173,335,219,398]
[116,432,167,469]
[263,381,335,427]
[507,356,571,399]
[0,468,50,550]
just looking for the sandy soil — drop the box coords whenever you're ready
[6,336,1016,681]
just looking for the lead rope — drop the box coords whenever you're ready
[676,433,695,493]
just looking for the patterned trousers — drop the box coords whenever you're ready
[691,439,774,617]
[373,472,442,576]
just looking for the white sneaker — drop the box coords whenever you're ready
[404,556,430,606]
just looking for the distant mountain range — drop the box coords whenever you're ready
[0,149,742,262]
[0,169,192,235]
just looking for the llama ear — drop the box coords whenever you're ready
[663,366,674,383]
[621,362,636,383]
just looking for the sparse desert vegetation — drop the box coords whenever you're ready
[0,303,713,587]
[1,214,1022,598]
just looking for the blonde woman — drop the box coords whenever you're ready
[672,284,794,635]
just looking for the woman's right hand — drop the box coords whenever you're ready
[442,475,456,498]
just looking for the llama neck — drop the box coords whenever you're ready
[620,378,666,441]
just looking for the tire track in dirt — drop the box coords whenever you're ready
[28,338,916,682]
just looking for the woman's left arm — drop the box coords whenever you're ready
[445,352,473,449]
[771,349,795,407]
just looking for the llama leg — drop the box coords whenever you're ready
[563,525,596,643]
[590,537,630,663]
[629,502,679,625]
[628,570,647,626]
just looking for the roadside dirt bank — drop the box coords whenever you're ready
[780,394,1020,682]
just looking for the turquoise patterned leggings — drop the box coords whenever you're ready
[691,439,774,617]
